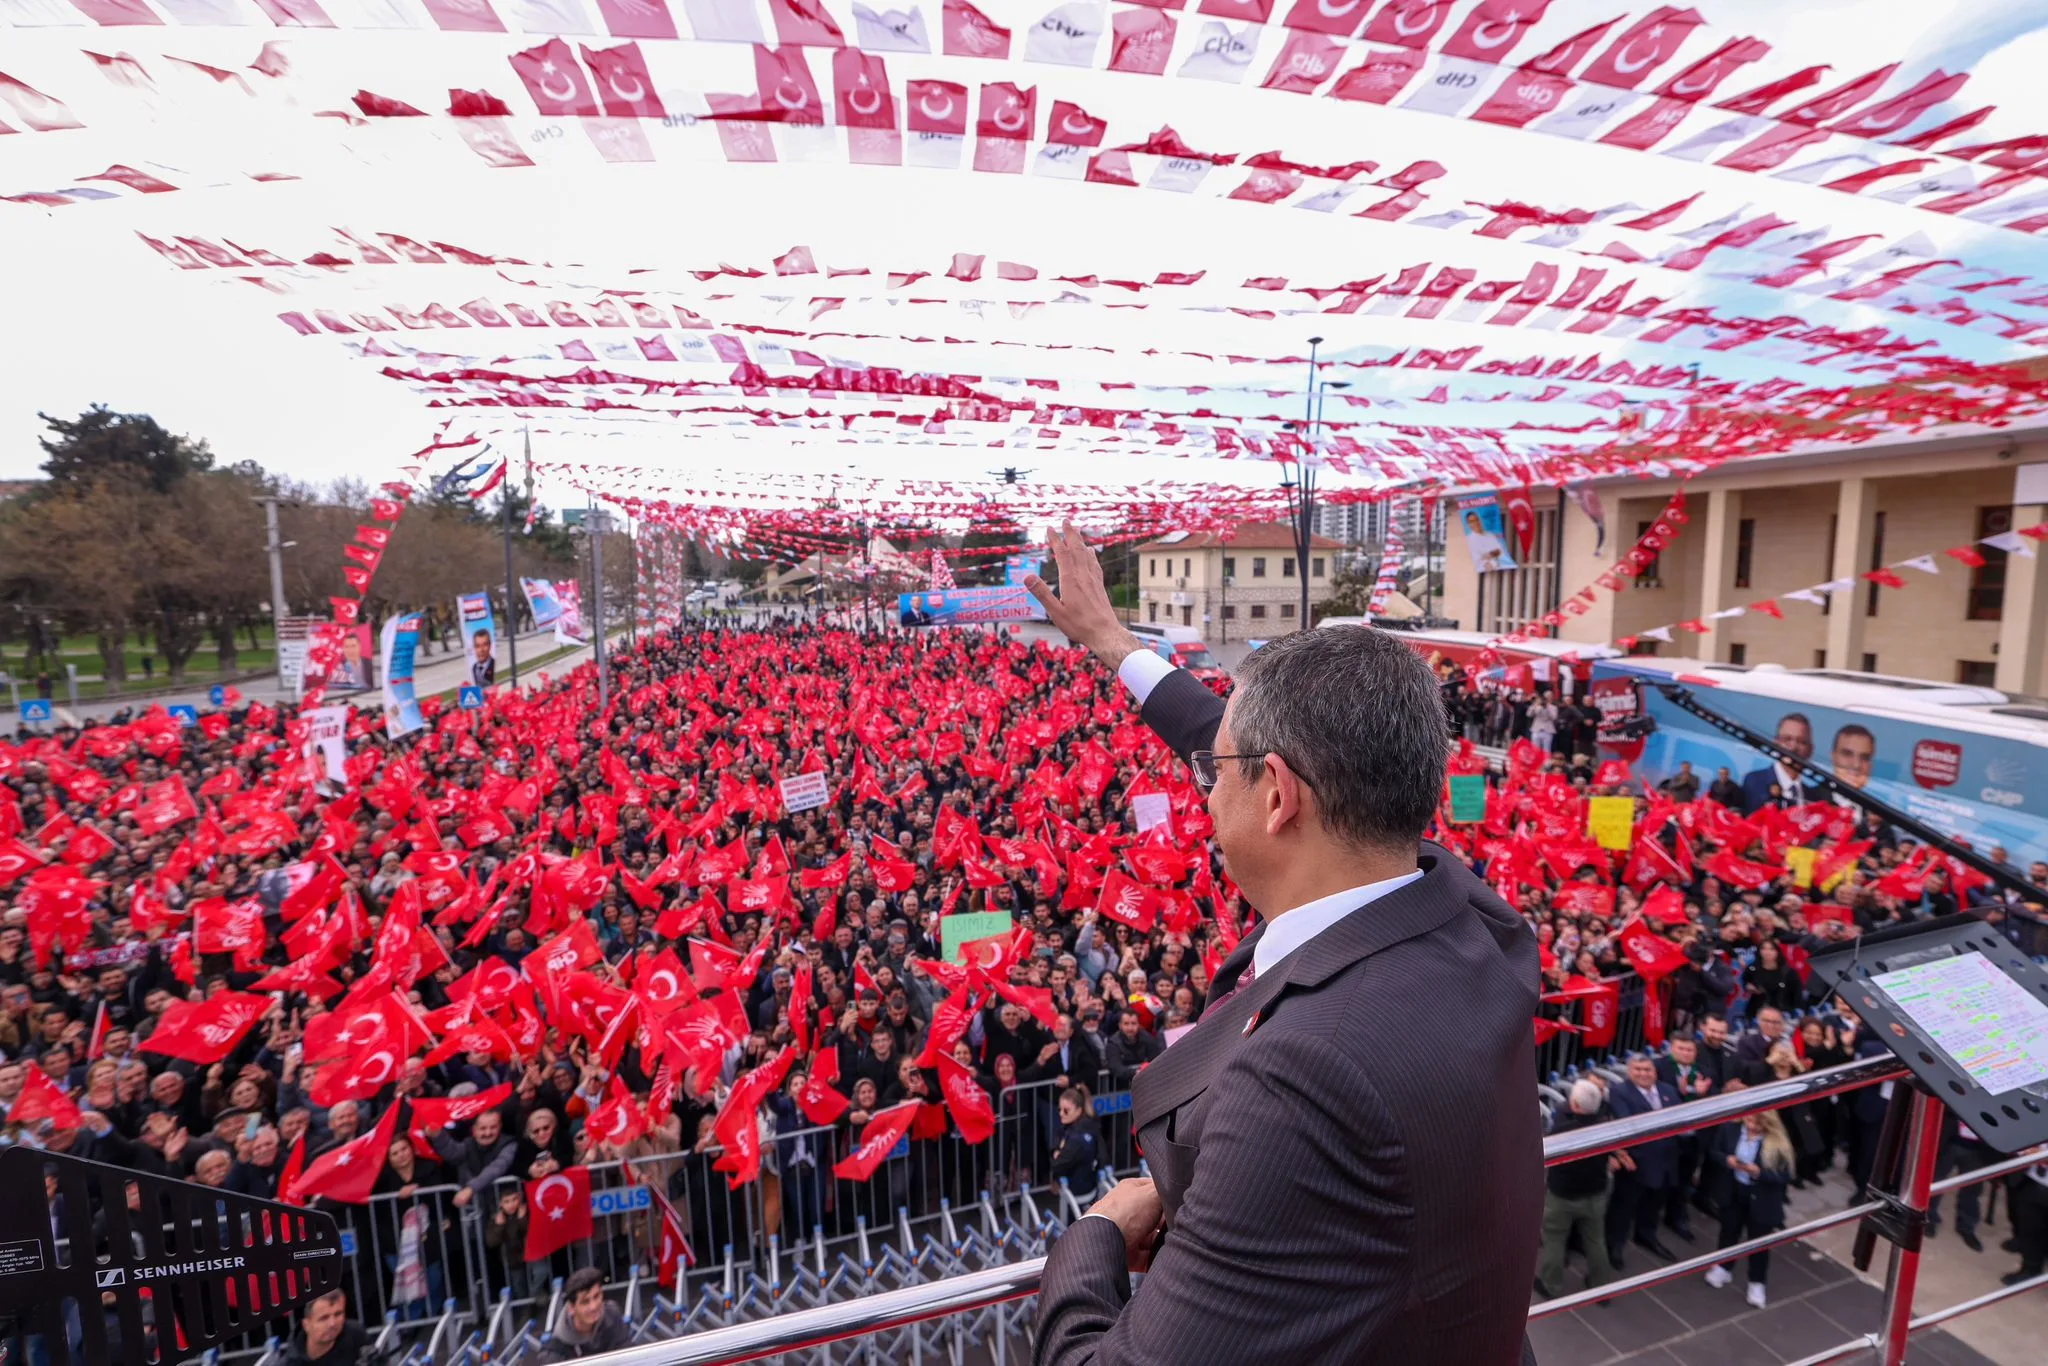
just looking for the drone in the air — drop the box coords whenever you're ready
[988,467,1034,485]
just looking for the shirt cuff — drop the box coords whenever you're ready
[1116,649,1176,706]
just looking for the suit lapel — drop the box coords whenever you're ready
[1132,954,1296,1130]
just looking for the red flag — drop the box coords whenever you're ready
[293,1101,400,1205]
[276,1134,307,1205]
[140,992,270,1064]
[794,1050,851,1125]
[1640,885,1687,926]
[525,1166,595,1260]
[509,39,601,116]
[1616,916,1688,982]
[581,42,664,118]
[1094,868,1162,932]
[1558,976,1619,1048]
[1501,485,1536,561]
[1578,6,1703,90]
[0,837,42,889]
[11,1066,82,1130]
[833,1101,921,1180]
[935,1053,995,1144]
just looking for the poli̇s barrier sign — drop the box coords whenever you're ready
[897,586,1047,627]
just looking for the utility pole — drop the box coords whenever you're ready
[589,495,609,709]
[252,495,293,627]
[503,429,527,688]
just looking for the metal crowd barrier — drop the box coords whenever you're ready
[604,1055,2048,1366]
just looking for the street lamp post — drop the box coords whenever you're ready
[1284,341,1349,632]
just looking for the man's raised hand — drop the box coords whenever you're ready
[1024,523,1142,670]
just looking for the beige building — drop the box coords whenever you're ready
[1440,430,2048,691]
[1135,522,1341,642]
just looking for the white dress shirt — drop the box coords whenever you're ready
[1117,647,1177,704]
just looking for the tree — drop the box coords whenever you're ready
[1314,560,1379,623]
[38,406,213,494]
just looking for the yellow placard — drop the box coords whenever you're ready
[1586,796,1636,852]
[1784,846,1817,890]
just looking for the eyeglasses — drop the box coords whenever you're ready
[1188,750,1270,793]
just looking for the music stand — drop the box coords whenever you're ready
[0,1146,342,1366]
[1812,912,2048,1155]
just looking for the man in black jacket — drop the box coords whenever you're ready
[1536,1080,1619,1298]
[1100,1011,1161,1087]
[1026,526,1541,1366]
[539,1267,634,1362]
[282,1288,389,1366]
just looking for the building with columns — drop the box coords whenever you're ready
[1440,432,2048,692]
[1135,523,1341,642]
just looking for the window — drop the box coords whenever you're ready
[1861,652,1878,674]
[1181,606,1193,626]
[1250,604,1268,619]
[1283,557,1296,577]
[1222,604,1237,620]
[1252,557,1268,577]
[1970,506,2011,620]
[1814,649,1828,668]
[1312,556,1325,578]
[1959,660,1997,687]
[1822,514,1837,616]
[1148,602,1158,622]
[1183,558,1192,578]
[1280,603,1296,619]
[1734,518,1755,589]
[1222,556,1236,577]
[1147,558,1156,577]
[1728,643,1747,665]
[1635,521,1662,585]
[1866,511,1886,617]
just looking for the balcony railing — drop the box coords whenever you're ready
[595,1054,2047,1366]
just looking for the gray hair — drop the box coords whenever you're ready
[1226,625,1450,852]
[1569,1080,1604,1115]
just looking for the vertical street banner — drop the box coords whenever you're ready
[380,613,425,740]
[521,577,563,628]
[307,705,350,786]
[554,580,590,647]
[457,591,500,688]
[1456,495,1518,575]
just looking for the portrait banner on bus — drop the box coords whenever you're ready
[457,591,500,689]
[521,577,563,628]
[1455,495,1517,575]
[1601,664,2048,868]
[380,613,425,740]
[897,586,1047,627]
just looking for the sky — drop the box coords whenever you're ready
[3,0,2047,511]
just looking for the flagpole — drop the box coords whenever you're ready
[504,429,526,688]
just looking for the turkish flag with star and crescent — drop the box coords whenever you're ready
[526,1166,595,1261]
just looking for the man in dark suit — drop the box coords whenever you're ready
[1604,1054,1686,1268]
[1738,712,1823,813]
[1024,526,1541,1365]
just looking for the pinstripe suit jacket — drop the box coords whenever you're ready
[1036,667,1543,1365]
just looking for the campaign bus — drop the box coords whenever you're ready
[1592,657,2048,872]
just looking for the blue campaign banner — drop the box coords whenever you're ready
[589,1185,651,1217]
[888,1136,911,1160]
[339,1230,357,1258]
[208,685,227,707]
[380,613,425,740]
[1606,665,2048,868]
[520,576,563,628]
[897,586,1047,627]
[457,685,485,711]
[1003,556,1043,586]
[166,705,199,728]
[19,699,52,723]
[456,590,501,689]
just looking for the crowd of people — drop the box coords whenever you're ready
[2,621,2044,1357]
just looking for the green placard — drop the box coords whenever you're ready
[1447,773,1489,824]
[941,911,1015,964]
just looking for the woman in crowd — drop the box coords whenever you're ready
[1704,1108,1796,1308]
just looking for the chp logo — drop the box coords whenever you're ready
[1981,754,2028,808]
[1911,739,1963,790]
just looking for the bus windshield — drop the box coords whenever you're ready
[1176,645,1218,669]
